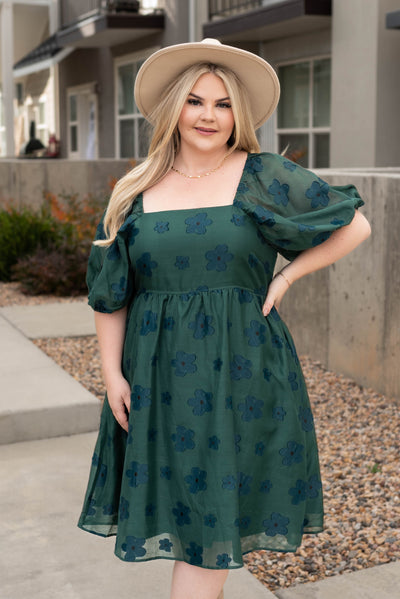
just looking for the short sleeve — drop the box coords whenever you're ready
[86,214,137,313]
[237,153,365,261]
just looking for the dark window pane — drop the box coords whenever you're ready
[120,119,134,158]
[70,125,78,152]
[314,133,330,168]
[313,59,331,128]
[278,62,310,129]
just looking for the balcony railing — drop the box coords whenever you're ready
[208,0,264,20]
[60,0,142,29]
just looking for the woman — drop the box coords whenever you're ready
[78,39,371,599]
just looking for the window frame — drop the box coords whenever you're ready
[67,82,98,159]
[275,54,331,169]
[114,47,159,159]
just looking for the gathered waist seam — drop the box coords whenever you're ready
[136,285,266,298]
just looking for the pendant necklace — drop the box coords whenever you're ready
[171,154,228,179]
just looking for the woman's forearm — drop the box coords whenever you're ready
[281,209,371,285]
[94,307,128,387]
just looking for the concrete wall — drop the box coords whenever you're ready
[277,170,400,402]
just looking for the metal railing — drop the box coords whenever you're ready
[208,0,263,19]
[60,0,141,29]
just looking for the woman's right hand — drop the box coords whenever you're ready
[106,374,131,432]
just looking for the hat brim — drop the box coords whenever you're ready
[134,40,280,129]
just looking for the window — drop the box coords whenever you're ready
[36,96,48,146]
[115,52,155,159]
[67,84,98,159]
[277,57,331,168]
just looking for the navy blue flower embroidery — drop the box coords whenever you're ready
[238,395,264,421]
[161,391,172,405]
[306,180,330,207]
[91,452,99,467]
[298,223,316,232]
[101,503,112,515]
[96,463,107,487]
[171,425,195,452]
[307,474,322,498]
[238,472,252,495]
[284,160,297,171]
[268,178,289,206]
[312,231,331,246]
[216,553,232,568]
[171,351,197,376]
[188,389,213,415]
[213,357,223,371]
[107,240,121,261]
[188,312,215,339]
[87,497,96,516]
[175,255,190,269]
[234,434,241,454]
[148,428,157,442]
[235,516,251,529]
[127,424,133,444]
[159,538,173,552]
[260,479,272,494]
[154,221,169,233]
[185,213,212,234]
[140,310,157,336]
[245,155,263,174]
[111,277,127,302]
[205,244,233,271]
[126,461,148,487]
[245,320,266,346]
[160,466,172,480]
[186,542,203,565]
[163,316,175,330]
[263,513,289,536]
[255,441,265,456]
[121,536,147,560]
[126,222,140,245]
[299,406,314,431]
[119,497,130,520]
[93,299,112,314]
[248,253,259,268]
[225,396,233,409]
[208,435,220,450]
[271,334,284,349]
[145,503,156,517]
[263,260,271,274]
[289,479,308,504]
[331,217,345,226]
[279,441,304,466]
[222,475,236,490]
[234,288,253,303]
[131,385,151,410]
[136,252,158,277]
[263,368,272,382]
[272,406,287,421]
[185,467,207,493]
[288,371,298,390]
[204,514,217,528]
[252,205,276,227]
[230,354,252,380]
[231,213,245,226]
[172,502,191,526]
[95,222,106,240]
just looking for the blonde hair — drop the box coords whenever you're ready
[97,62,260,246]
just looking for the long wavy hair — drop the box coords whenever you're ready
[96,62,260,246]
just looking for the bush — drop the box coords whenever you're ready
[0,206,72,281]
[12,238,91,296]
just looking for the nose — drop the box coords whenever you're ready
[201,102,216,121]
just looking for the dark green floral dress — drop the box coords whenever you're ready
[78,152,364,569]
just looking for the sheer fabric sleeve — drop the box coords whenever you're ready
[237,153,365,261]
[86,214,138,313]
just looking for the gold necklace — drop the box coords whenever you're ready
[171,154,228,179]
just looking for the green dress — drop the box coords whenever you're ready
[78,152,364,569]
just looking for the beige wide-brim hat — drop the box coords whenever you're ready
[134,38,280,129]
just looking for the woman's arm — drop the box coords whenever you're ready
[95,307,131,432]
[263,210,371,316]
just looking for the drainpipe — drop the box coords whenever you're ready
[0,1,15,156]
[188,0,196,42]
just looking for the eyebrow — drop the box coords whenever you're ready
[189,92,230,102]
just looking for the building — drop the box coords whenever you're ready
[1,0,400,166]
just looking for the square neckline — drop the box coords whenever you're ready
[139,152,250,215]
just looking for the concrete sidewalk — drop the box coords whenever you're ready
[0,301,399,598]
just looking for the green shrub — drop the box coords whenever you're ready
[12,238,91,296]
[0,206,73,281]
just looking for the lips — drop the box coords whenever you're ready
[195,127,217,134]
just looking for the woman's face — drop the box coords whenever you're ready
[178,72,235,155]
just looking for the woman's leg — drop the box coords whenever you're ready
[170,561,228,599]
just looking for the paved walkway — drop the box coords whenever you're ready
[0,302,399,598]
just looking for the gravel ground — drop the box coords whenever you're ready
[3,283,400,592]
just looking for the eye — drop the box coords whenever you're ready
[217,102,232,109]
[188,98,201,106]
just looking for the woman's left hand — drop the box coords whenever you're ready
[262,272,291,316]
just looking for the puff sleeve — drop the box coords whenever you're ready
[237,153,364,261]
[86,214,138,313]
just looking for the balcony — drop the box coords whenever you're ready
[204,0,332,43]
[58,0,164,48]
